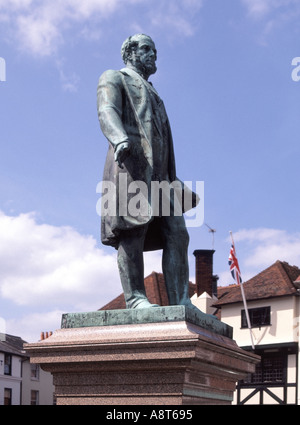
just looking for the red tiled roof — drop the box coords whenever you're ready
[214,260,300,307]
[100,293,126,310]
[99,271,196,310]
[100,260,300,311]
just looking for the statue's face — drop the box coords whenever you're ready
[131,37,157,77]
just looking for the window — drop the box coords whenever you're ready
[31,390,39,405]
[4,388,12,405]
[241,306,270,328]
[237,345,297,405]
[262,356,284,382]
[243,353,285,384]
[4,354,12,375]
[30,364,40,380]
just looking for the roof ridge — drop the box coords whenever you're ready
[277,260,300,291]
[240,260,296,287]
[144,270,161,279]
[214,260,299,306]
[276,261,293,285]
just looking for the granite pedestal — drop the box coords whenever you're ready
[24,306,259,405]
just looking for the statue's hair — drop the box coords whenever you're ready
[121,34,153,64]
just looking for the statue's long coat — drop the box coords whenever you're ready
[97,67,191,251]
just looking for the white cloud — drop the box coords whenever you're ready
[0,0,206,90]
[0,210,121,309]
[219,227,300,286]
[241,0,300,18]
[0,210,164,341]
[0,0,33,10]
[6,310,63,343]
[234,227,300,269]
[16,12,61,57]
[0,0,206,58]
[3,215,299,339]
[241,0,300,40]
[149,0,204,38]
[56,59,80,92]
[0,0,131,57]
[0,209,166,342]
[0,317,6,335]
[241,0,272,19]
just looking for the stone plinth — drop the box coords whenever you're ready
[24,307,259,405]
[61,305,233,338]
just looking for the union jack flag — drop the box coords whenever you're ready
[228,244,242,284]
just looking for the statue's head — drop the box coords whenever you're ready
[121,34,157,78]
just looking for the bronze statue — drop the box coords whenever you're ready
[97,34,199,309]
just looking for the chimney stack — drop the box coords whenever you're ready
[193,249,218,297]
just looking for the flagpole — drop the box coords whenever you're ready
[229,231,255,350]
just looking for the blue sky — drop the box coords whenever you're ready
[0,0,300,342]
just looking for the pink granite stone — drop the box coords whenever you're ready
[24,321,259,405]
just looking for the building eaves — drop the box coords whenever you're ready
[0,333,27,357]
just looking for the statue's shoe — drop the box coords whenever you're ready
[130,299,160,309]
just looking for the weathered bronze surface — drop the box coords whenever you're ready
[61,306,233,338]
[97,34,203,312]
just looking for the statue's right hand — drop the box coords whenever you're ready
[114,142,130,169]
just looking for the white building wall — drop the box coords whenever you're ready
[21,359,54,405]
[219,295,299,405]
[220,297,296,347]
[0,353,22,405]
[294,295,300,405]
[0,352,4,375]
[191,292,217,315]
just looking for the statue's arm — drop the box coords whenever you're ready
[97,70,130,155]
